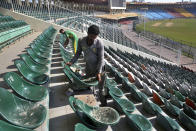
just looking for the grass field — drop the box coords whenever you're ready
[136,18,196,48]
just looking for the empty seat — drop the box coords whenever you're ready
[108,87,123,97]
[4,72,48,101]
[170,96,183,108]
[109,92,135,113]
[0,87,47,129]
[159,88,171,99]
[174,90,185,102]
[27,48,50,65]
[186,98,196,110]
[15,60,49,85]
[153,91,164,105]
[163,99,180,116]
[143,83,153,96]
[157,112,180,131]
[125,112,152,131]
[179,111,196,131]
[30,46,51,59]
[142,98,162,115]
[183,104,196,120]
[20,54,49,74]
[0,120,35,131]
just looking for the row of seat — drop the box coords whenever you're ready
[0,14,31,51]
[0,26,57,130]
[105,46,196,130]
[105,49,184,130]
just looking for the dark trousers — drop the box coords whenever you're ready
[98,72,107,106]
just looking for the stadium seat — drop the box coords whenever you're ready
[156,112,180,131]
[186,98,196,110]
[170,96,183,108]
[30,46,51,59]
[143,83,153,96]
[27,48,50,65]
[69,96,120,129]
[124,112,152,131]
[75,123,95,131]
[63,64,98,90]
[131,88,148,102]
[20,54,49,74]
[15,60,49,85]
[179,85,189,97]
[109,92,135,113]
[0,87,47,129]
[152,91,164,105]
[0,120,35,131]
[30,43,52,54]
[183,104,196,120]
[105,77,118,88]
[179,111,196,131]
[108,87,123,97]
[142,98,162,115]
[4,72,48,101]
[174,90,185,102]
[159,88,171,99]
[163,98,180,116]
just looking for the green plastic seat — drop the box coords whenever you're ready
[30,43,51,54]
[143,83,153,96]
[0,120,35,131]
[105,77,117,87]
[159,88,171,99]
[4,72,48,101]
[15,60,49,85]
[179,111,196,131]
[109,87,123,97]
[27,49,50,65]
[157,112,180,131]
[170,96,183,108]
[174,91,185,102]
[69,96,120,129]
[125,111,152,131]
[20,54,49,74]
[163,99,180,117]
[31,46,50,59]
[75,123,95,131]
[69,91,97,129]
[183,104,196,120]
[0,88,47,129]
[109,92,135,113]
[131,88,148,102]
[142,98,162,115]
[63,65,98,90]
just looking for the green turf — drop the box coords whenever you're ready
[136,18,196,48]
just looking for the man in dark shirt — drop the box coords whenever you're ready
[66,25,107,106]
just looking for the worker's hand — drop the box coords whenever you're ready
[97,73,101,82]
[66,62,72,66]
